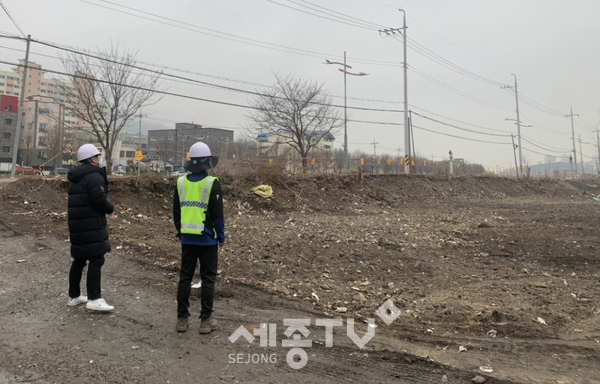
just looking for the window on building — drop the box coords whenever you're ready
[4,118,12,125]
[39,108,49,115]
[168,136,174,141]
[120,151,125,157]
[2,146,11,153]
[196,135,204,140]
[39,123,47,132]
[38,137,46,146]
[4,105,12,111]
[3,132,10,138]
[177,132,182,137]
[37,150,47,159]
[150,136,156,141]
[126,151,135,158]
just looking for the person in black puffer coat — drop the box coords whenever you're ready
[67,144,115,312]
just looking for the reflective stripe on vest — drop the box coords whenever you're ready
[177,175,216,235]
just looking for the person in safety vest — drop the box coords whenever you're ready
[173,142,225,333]
[67,143,115,312]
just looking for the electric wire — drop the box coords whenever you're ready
[83,0,400,67]
[412,124,511,145]
[409,65,513,111]
[266,0,376,30]
[408,103,512,133]
[1,60,409,127]
[520,135,571,153]
[411,111,511,137]
[30,38,404,113]
[0,0,25,37]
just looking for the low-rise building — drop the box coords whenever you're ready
[256,128,335,157]
[148,123,234,164]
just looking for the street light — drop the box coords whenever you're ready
[324,53,368,172]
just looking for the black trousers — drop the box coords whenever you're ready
[177,244,218,319]
[68,255,105,301]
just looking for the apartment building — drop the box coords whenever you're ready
[0,95,18,163]
[147,123,234,164]
[0,61,99,166]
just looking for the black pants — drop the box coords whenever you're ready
[68,255,105,301]
[177,244,218,319]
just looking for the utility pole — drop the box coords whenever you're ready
[379,9,408,174]
[137,109,143,176]
[565,107,579,178]
[409,110,415,172]
[343,51,348,172]
[401,9,409,175]
[511,133,519,177]
[578,135,585,176]
[10,35,31,178]
[371,140,379,158]
[501,74,523,174]
[596,126,600,174]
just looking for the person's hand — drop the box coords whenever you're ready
[218,242,225,248]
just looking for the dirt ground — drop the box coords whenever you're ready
[0,171,599,384]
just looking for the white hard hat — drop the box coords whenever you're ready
[189,142,211,157]
[184,141,218,172]
[77,143,101,162]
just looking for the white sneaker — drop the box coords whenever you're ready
[86,298,114,312]
[68,295,88,306]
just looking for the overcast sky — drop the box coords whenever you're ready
[1,0,599,170]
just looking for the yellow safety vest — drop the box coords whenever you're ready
[177,175,217,235]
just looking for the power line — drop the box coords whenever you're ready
[30,38,403,113]
[411,111,511,137]
[1,41,409,108]
[521,146,552,157]
[405,14,510,75]
[396,35,506,87]
[79,0,400,67]
[296,0,384,29]
[409,65,513,111]
[266,0,376,30]
[517,112,565,135]
[408,103,512,133]
[520,135,570,153]
[577,116,597,131]
[1,60,409,127]
[273,0,511,89]
[0,0,25,37]
[503,88,566,116]
[412,124,511,145]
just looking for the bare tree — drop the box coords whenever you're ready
[247,74,343,171]
[61,43,162,174]
[45,122,65,173]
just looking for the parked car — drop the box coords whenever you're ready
[171,166,188,177]
[56,167,69,175]
[15,164,42,175]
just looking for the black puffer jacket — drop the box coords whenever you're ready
[67,163,114,259]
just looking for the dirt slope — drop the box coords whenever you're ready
[1,173,599,383]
